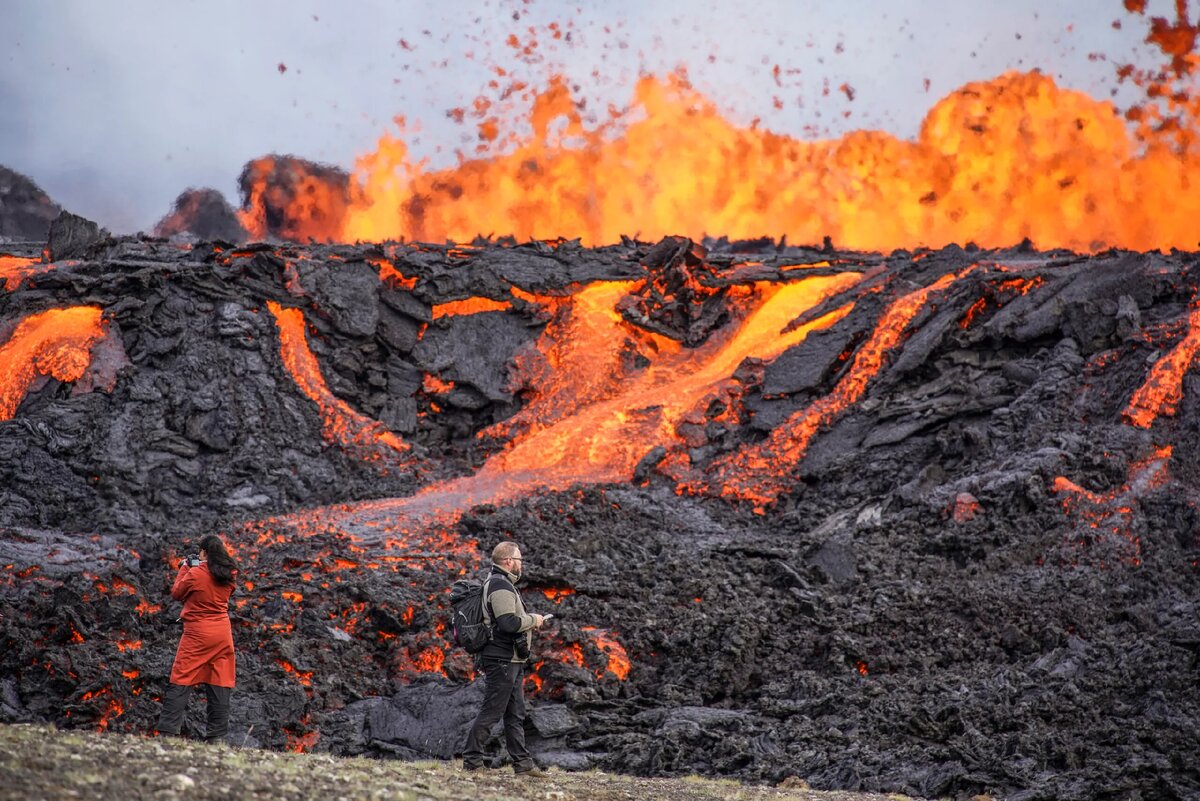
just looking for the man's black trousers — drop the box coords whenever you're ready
[462,660,533,771]
[157,682,232,741]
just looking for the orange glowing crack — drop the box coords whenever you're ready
[702,271,964,507]
[368,256,417,289]
[286,726,320,753]
[422,374,455,393]
[431,297,513,318]
[582,626,631,680]
[267,301,410,459]
[957,275,1043,330]
[1123,304,1200,428]
[542,587,575,602]
[1053,445,1172,565]
[0,306,108,420]
[276,658,314,687]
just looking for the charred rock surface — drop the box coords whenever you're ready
[617,236,730,346]
[46,211,110,261]
[1,232,1199,801]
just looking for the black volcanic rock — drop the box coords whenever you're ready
[0,165,63,241]
[1,236,1199,801]
[46,210,109,261]
[617,236,731,346]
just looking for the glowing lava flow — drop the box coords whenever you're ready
[242,71,1200,252]
[1123,303,1200,428]
[0,255,43,291]
[266,301,410,461]
[442,275,857,507]
[293,273,859,540]
[698,271,964,508]
[431,297,512,318]
[0,306,108,420]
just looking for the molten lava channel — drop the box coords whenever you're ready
[266,301,410,462]
[1123,303,1200,428]
[311,272,860,538]
[0,306,108,420]
[697,271,965,508]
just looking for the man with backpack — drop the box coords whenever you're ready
[461,541,551,777]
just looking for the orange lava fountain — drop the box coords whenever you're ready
[241,70,1200,252]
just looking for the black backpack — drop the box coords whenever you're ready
[449,575,493,653]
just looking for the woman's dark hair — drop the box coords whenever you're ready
[199,535,237,586]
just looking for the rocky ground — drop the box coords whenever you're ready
[1,219,1199,800]
[0,723,921,801]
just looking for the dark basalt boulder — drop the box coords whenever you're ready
[46,210,109,261]
[0,165,63,242]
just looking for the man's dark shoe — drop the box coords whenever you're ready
[514,766,548,778]
[462,760,485,772]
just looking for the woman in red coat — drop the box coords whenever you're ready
[156,534,237,741]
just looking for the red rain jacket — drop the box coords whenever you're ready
[168,563,236,687]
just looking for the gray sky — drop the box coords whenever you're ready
[0,0,1166,233]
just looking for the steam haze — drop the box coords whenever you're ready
[0,0,1161,234]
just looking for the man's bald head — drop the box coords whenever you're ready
[492,541,524,578]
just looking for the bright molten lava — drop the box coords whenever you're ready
[1123,303,1200,428]
[0,255,43,291]
[242,71,1200,252]
[266,301,410,461]
[397,273,857,519]
[0,306,108,420]
[698,271,965,508]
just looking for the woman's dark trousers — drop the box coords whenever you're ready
[157,682,232,741]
